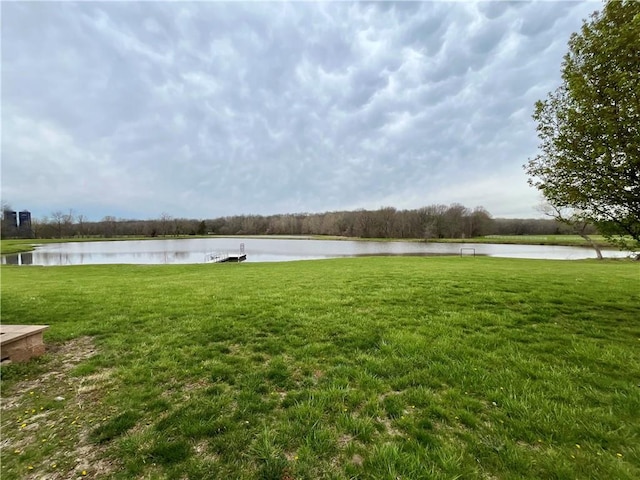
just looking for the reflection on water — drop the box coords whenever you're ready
[5,252,33,265]
[1,237,628,266]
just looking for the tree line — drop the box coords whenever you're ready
[1,204,587,240]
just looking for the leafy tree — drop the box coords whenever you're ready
[524,0,640,251]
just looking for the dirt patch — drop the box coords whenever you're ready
[376,416,404,437]
[377,390,402,401]
[284,451,298,462]
[1,336,96,411]
[1,336,120,479]
[337,434,353,448]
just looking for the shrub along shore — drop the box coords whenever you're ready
[1,257,638,479]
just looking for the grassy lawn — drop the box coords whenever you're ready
[1,257,639,479]
[427,234,617,247]
[313,234,619,248]
[1,237,163,255]
[0,239,42,255]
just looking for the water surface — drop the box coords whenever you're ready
[1,237,627,266]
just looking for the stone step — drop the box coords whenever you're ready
[0,324,49,363]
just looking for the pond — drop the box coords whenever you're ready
[1,237,628,266]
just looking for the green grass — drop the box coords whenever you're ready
[1,257,639,479]
[1,236,192,255]
[428,234,617,247]
[0,239,41,255]
[313,234,618,248]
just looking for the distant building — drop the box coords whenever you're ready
[18,211,33,238]
[2,209,19,238]
[2,209,34,238]
[18,211,31,228]
[3,210,18,229]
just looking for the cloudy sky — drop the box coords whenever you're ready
[2,1,599,221]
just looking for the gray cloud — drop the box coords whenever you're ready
[2,1,598,220]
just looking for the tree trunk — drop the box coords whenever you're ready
[580,234,603,260]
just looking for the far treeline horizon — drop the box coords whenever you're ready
[1,203,598,241]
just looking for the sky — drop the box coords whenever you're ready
[1,1,600,221]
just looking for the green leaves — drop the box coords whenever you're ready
[525,1,640,249]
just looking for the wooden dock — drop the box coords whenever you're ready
[225,253,247,262]
[205,252,247,263]
[1,324,49,363]
[205,243,246,263]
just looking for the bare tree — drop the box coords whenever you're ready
[63,209,75,237]
[50,211,65,238]
[101,216,118,238]
[539,202,603,259]
[159,213,172,236]
[76,214,87,237]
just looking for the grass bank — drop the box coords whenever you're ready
[1,235,321,255]
[1,237,166,255]
[427,234,616,248]
[311,234,617,248]
[1,257,639,479]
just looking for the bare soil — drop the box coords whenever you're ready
[1,337,119,479]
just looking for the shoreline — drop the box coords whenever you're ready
[1,234,622,256]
